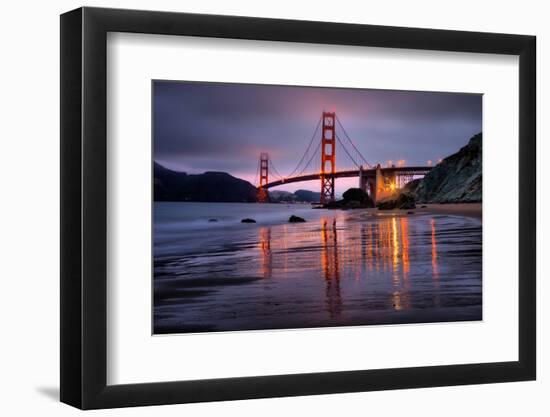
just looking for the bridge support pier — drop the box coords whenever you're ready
[373,164,399,204]
[360,165,378,204]
[359,166,366,192]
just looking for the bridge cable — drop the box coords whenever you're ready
[286,115,323,178]
[296,140,322,177]
[335,133,361,169]
[336,116,372,168]
[268,157,284,181]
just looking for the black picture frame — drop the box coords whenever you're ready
[60,6,536,410]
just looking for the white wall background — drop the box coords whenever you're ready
[0,0,545,415]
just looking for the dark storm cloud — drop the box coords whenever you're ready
[153,81,481,190]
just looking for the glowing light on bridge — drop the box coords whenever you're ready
[254,111,432,203]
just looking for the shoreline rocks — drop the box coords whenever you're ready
[288,215,306,223]
[377,192,416,210]
[241,218,256,223]
[324,188,374,209]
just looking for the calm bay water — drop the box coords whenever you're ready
[153,202,482,334]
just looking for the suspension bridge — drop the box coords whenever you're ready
[254,111,432,204]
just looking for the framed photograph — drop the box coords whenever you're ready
[60,7,536,409]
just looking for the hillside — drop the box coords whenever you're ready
[294,189,322,202]
[415,133,482,203]
[154,162,258,202]
[269,190,296,202]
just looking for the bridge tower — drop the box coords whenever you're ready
[320,111,336,204]
[257,152,269,203]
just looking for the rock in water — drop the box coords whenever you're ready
[416,133,482,203]
[241,218,256,223]
[288,215,306,223]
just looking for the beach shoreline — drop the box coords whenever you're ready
[415,203,482,219]
[154,201,482,334]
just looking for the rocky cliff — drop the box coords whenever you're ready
[415,133,482,203]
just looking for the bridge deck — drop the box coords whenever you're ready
[263,166,431,189]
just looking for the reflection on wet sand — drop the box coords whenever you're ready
[431,218,440,280]
[431,218,441,307]
[259,227,272,279]
[257,214,442,316]
[321,219,341,318]
[154,202,482,334]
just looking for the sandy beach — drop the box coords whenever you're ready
[413,203,482,219]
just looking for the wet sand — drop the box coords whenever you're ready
[154,202,483,334]
[414,203,482,220]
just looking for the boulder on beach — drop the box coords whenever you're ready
[397,193,416,209]
[376,199,394,210]
[241,218,256,223]
[377,192,416,210]
[325,187,374,209]
[288,215,306,223]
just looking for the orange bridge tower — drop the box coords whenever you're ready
[320,111,336,204]
[257,152,269,203]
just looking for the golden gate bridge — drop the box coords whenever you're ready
[254,111,432,204]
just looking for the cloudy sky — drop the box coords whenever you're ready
[153,81,482,193]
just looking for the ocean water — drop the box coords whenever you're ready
[153,202,482,334]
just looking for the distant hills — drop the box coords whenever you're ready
[154,162,322,203]
[415,133,482,203]
[154,162,258,202]
[155,130,482,206]
[269,189,321,203]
